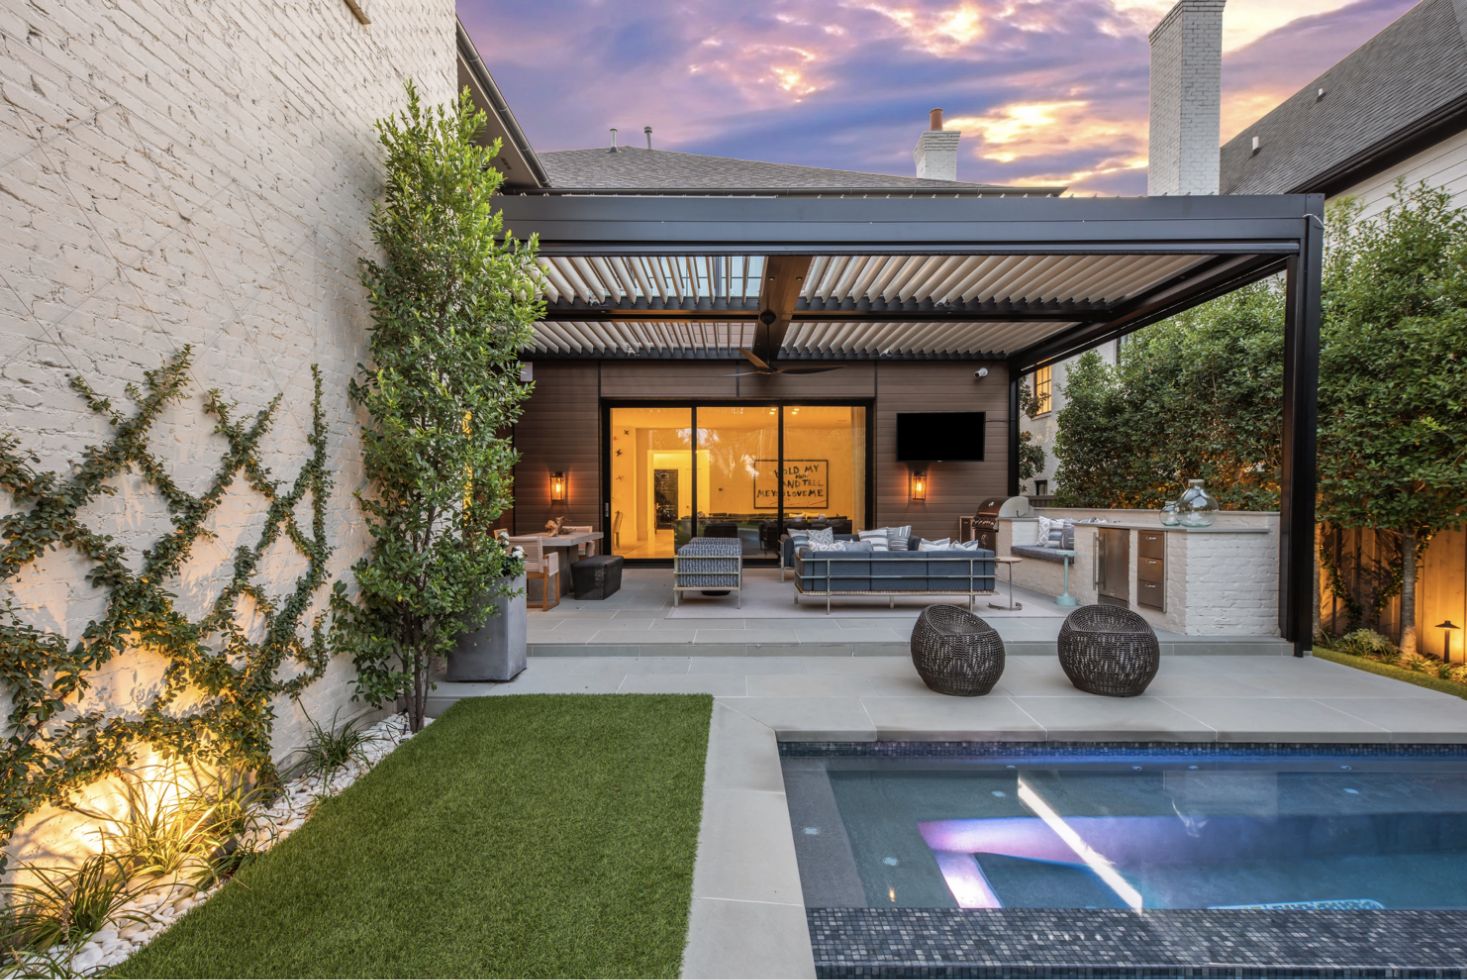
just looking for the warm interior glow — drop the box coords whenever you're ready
[607,405,867,559]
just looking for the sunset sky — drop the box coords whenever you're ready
[459,0,1417,195]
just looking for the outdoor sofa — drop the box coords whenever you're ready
[791,540,997,612]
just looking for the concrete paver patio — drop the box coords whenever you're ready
[527,568,1292,656]
[429,652,1467,979]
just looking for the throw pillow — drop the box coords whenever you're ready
[918,537,952,551]
[884,524,912,552]
[1034,516,1055,546]
[807,527,835,547]
[857,529,890,551]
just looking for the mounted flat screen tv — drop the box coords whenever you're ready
[896,412,985,461]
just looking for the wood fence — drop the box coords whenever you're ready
[1320,525,1467,659]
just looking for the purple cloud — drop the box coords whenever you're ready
[460,0,1417,195]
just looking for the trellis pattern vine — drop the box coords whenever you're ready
[0,347,336,867]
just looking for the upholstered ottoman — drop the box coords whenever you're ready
[673,537,742,607]
[572,554,623,599]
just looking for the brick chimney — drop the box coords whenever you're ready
[1147,0,1225,195]
[913,107,961,181]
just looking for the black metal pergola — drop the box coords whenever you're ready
[496,191,1325,654]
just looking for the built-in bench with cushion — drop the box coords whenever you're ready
[792,541,997,612]
[1008,516,1078,606]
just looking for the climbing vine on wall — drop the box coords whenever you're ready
[0,347,336,868]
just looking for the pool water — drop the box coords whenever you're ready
[782,746,1467,912]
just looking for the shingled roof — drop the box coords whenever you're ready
[1220,0,1467,196]
[534,146,1065,197]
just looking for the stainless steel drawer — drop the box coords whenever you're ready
[1138,578,1165,611]
[1138,531,1166,561]
[1138,556,1165,584]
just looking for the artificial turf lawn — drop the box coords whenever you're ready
[114,694,713,979]
[1315,647,1467,700]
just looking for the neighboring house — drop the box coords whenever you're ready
[1219,0,1467,211]
[1021,0,1467,496]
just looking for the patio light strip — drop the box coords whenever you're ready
[1015,777,1144,911]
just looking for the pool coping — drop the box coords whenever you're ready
[679,659,1467,978]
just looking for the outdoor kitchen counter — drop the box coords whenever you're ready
[998,509,1282,637]
[1059,520,1271,533]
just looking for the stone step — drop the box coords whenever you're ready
[526,637,1294,658]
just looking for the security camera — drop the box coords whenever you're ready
[974,367,989,380]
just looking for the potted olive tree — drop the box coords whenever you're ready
[335,81,543,729]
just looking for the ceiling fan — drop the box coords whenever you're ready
[729,348,839,377]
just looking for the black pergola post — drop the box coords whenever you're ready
[1007,369,1021,497]
[1279,198,1326,656]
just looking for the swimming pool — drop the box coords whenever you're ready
[782,742,1467,978]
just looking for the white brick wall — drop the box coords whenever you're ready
[1,0,454,860]
[913,129,961,181]
[1148,0,1224,196]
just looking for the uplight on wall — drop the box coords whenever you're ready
[550,471,567,505]
[909,467,928,503]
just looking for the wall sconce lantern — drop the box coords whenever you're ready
[909,467,928,503]
[1439,620,1461,663]
[550,471,567,505]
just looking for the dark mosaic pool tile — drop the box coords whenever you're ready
[807,908,1467,978]
[781,740,1467,760]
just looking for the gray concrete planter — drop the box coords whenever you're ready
[447,572,527,682]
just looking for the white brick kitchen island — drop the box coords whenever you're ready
[999,509,1280,637]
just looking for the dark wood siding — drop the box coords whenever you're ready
[599,362,738,399]
[512,362,600,534]
[874,362,1010,542]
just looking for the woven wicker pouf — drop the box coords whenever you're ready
[1057,604,1160,697]
[910,604,1005,696]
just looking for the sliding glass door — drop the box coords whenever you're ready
[697,406,780,558]
[607,407,692,559]
[607,403,870,561]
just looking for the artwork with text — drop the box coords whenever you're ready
[754,458,828,509]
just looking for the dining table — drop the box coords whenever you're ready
[514,530,605,596]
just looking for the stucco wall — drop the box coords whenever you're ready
[0,0,455,860]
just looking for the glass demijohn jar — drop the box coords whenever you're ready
[1159,500,1181,526]
[1177,478,1219,527]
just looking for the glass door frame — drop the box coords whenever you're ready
[601,398,875,566]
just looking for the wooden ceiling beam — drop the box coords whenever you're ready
[751,255,813,364]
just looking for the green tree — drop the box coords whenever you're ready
[1051,281,1285,510]
[1317,185,1467,655]
[1051,351,1150,506]
[1017,380,1046,488]
[335,82,543,730]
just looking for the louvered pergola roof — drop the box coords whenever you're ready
[501,193,1321,372]
[529,251,1209,361]
[496,189,1325,652]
